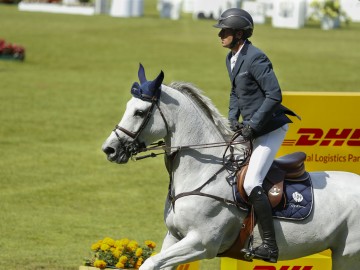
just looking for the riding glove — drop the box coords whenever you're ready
[241,125,255,141]
[230,120,243,132]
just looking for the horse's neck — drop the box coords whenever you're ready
[163,87,227,147]
[162,88,230,191]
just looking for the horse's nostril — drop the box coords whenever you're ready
[103,146,115,155]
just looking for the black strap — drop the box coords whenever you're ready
[170,166,242,208]
[172,190,241,208]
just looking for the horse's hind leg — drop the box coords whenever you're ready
[139,231,210,270]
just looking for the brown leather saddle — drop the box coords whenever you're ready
[237,151,309,209]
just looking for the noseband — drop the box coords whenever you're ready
[113,96,169,156]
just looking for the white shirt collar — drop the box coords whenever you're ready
[230,43,244,71]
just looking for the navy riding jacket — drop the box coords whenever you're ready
[226,40,298,136]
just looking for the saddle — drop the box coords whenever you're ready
[218,151,311,261]
[236,151,309,209]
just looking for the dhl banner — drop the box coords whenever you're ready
[221,92,360,270]
[279,92,360,174]
[80,261,200,270]
[221,250,331,270]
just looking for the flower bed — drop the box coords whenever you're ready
[80,267,135,270]
[0,39,25,61]
[83,237,157,269]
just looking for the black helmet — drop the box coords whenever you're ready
[213,8,254,38]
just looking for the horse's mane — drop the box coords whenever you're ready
[169,81,233,136]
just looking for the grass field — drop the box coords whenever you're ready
[0,1,359,270]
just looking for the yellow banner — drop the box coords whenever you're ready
[221,250,331,270]
[279,92,360,174]
[221,93,360,270]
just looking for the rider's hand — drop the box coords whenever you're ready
[241,125,255,141]
[230,120,243,132]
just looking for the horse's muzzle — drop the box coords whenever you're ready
[102,145,129,164]
[102,140,145,164]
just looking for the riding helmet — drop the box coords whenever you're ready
[213,8,254,38]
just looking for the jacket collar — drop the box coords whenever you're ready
[227,40,251,81]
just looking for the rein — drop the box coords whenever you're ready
[133,139,246,160]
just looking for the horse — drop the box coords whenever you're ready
[101,65,360,270]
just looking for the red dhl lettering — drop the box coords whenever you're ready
[177,264,190,270]
[253,266,313,270]
[282,128,360,146]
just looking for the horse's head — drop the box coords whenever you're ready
[102,64,168,164]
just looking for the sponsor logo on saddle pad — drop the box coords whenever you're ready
[292,192,304,203]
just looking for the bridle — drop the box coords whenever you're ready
[113,92,170,157]
[113,86,250,164]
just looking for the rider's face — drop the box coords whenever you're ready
[218,28,234,49]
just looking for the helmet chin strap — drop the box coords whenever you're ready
[229,29,241,49]
[229,38,240,49]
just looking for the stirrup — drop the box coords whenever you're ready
[253,243,279,263]
[240,235,255,262]
[240,247,255,262]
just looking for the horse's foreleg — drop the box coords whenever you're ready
[139,231,209,270]
[160,231,180,252]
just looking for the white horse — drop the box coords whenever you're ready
[102,65,360,270]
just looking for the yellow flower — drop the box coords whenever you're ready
[135,248,143,257]
[135,257,144,269]
[145,240,156,249]
[127,240,138,252]
[119,255,128,264]
[100,243,110,251]
[93,259,107,269]
[112,248,122,258]
[115,262,125,269]
[91,242,101,251]
[151,252,158,256]
[114,240,122,248]
[103,237,115,247]
[118,238,130,247]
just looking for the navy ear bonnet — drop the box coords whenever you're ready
[131,63,164,102]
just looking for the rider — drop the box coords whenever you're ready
[214,8,298,263]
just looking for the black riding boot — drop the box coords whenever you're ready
[249,186,279,263]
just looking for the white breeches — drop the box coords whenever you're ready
[243,124,288,196]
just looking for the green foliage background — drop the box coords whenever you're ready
[0,1,359,269]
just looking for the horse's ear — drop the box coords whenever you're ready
[138,63,147,84]
[149,70,164,93]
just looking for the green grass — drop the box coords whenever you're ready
[0,2,359,269]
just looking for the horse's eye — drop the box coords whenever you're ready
[134,110,145,117]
